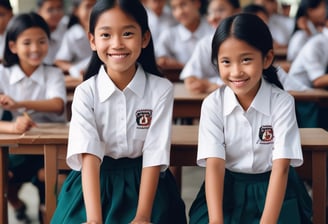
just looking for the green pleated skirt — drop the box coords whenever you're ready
[51,156,187,224]
[189,167,312,224]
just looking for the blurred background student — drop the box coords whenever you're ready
[54,0,96,84]
[155,0,212,70]
[179,0,240,94]
[0,0,13,62]
[36,0,68,65]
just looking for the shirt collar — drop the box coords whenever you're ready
[223,78,271,116]
[9,64,45,85]
[97,64,146,102]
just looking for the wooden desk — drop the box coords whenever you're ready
[289,89,328,107]
[173,83,208,119]
[1,125,327,223]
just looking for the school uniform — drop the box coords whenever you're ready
[155,18,213,64]
[0,64,67,182]
[51,64,187,224]
[288,27,328,128]
[287,21,318,62]
[180,33,223,85]
[268,14,295,46]
[55,23,92,77]
[145,5,177,47]
[44,16,69,65]
[189,79,312,224]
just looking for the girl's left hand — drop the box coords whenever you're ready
[0,94,18,110]
[129,218,152,224]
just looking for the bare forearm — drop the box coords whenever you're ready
[134,166,161,222]
[261,159,290,224]
[18,98,64,114]
[82,154,102,224]
[206,158,225,224]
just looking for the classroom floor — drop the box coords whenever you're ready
[8,166,205,224]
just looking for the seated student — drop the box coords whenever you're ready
[179,0,240,93]
[143,0,177,48]
[155,0,212,70]
[287,0,326,62]
[0,12,66,223]
[288,19,328,128]
[254,0,295,50]
[54,0,96,84]
[36,0,69,65]
[0,0,13,62]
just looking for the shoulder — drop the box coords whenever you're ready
[147,73,173,93]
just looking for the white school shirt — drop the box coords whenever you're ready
[66,65,174,172]
[197,79,303,173]
[268,14,295,46]
[155,18,213,64]
[180,34,223,85]
[44,16,69,65]
[288,27,328,89]
[0,64,67,122]
[0,33,5,61]
[287,21,318,62]
[145,5,177,47]
[55,24,92,76]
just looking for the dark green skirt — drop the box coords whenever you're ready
[51,157,187,224]
[189,167,312,224]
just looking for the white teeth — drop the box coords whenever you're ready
[110,54,126,58]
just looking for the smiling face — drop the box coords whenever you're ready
[207,0,238,28]
[217,37,273,109]
[9,27,49,75]
[89,6,150,81]
[38,0,64,31]
[170,0,201,30]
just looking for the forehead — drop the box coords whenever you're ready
[95,7,140,29]
[17,27,48,39]
[219,37,260,55]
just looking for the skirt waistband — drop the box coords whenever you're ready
[101,156,142,170]
[226,169,271,181]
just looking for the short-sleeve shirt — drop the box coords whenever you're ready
[197,79,303,173]
[268,14,294,46]
[155,18,213,64]
[66,65,174,172]
[55,23,92,65]
[180,34,223,85]
[0,64,67,122]
[288,27,328,89]
[145,6,177,47]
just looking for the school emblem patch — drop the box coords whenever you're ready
[258,125,274,144]
[136,109,152,129]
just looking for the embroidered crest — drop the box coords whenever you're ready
[258,125,274,144]
[136,109,152,129]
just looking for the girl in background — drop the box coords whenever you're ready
[0,12,66,223]
[51,0,186,223]
[54,0,96,84]
[189,13,312,223]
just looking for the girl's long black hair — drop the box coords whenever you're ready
[84,0,161,81]
[211,13,283,89]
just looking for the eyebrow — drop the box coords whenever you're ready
[97,25,138,30]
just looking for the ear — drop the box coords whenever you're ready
[263,49,274,69]
[8,41,17,54]
[88,32,96,51]
[142,31,151,49]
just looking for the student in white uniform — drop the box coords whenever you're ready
[189,14,312,224]
[155,0,212,70]
[143,0,177,48]
[288,22,328,128]
[0,0,13,62]
[54,0,96,82]
[254,0,295,49]
[180,0,240,93]
[36,0,69,65]
[287,0,326,62]
[51,1,186,223]
[0,12,66,223]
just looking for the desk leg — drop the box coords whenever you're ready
[0,147,8,224]
[311,151,326,224]
[44,145,58,224]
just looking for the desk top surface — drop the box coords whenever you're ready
[0,124,327,150]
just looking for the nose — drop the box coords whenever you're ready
[110,35,124,49]
[230,64,242,77]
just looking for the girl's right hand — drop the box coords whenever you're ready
[12,116,35,134]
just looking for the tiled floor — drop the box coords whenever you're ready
[8,166,205,224]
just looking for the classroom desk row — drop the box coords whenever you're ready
[0,124,327,223]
